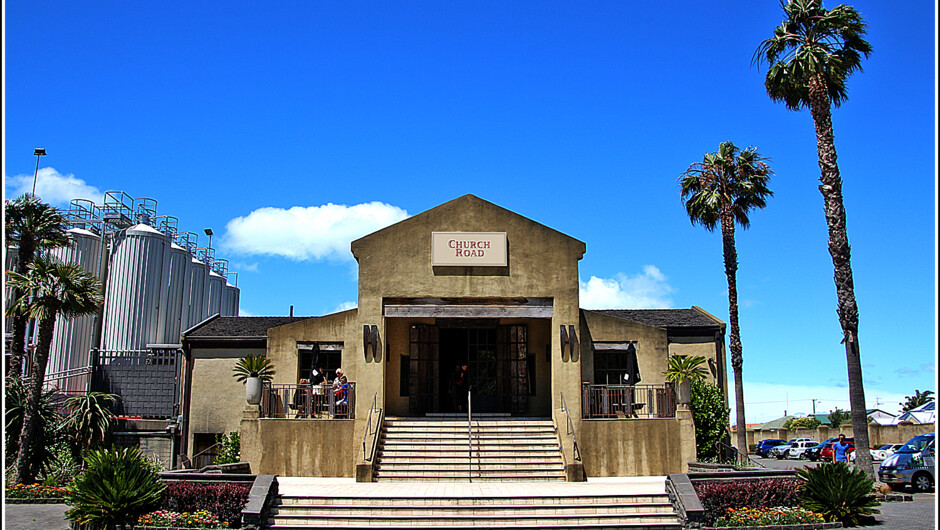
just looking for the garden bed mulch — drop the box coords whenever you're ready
[5,497,67,504]
[703,523,842,530]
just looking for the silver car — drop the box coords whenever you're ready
[878,433,935,492]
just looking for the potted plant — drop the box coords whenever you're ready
[662,354,707,404]
[233,354,276,405]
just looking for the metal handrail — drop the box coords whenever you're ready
[362,392,379,461]
[560,392,582,462]
[467,390,473,481]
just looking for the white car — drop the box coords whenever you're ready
[850,443,905,462]
[768,444,793,459]
[787,440,819,459]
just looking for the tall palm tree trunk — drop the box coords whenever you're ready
[720,211,748,461]
[9,309,29,378]
[14,314,55,484]
[808,74,873,479]
[8,242,37,379]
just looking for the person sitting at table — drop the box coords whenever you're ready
[333,368,349,405]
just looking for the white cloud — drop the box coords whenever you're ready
[4,167,102,206]
[333,301,357,313]
[738,381,910,425]
[237,308,256,317]
[220,202,409,261]
[579,265,675,309]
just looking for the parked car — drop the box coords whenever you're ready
[769,444,793,459]
[756,439,787,458]
[787,437,814,444]
[819,438,855,462]
[787,440,818,459]
[850,443,904,462]
[872,443,906,461]
[805,438,838,461]
[878,433,935,492]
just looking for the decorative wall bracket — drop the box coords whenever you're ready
[560,324,577,358]
[363,324,379,360]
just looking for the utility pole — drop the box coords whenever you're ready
[811,398,821,415]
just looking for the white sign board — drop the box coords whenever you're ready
[431,232,507,266]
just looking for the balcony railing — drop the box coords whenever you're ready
[582,383,676,419]
[261,382,356,419]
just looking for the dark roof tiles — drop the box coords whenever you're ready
[184,316,308,338]
[592,308,721,329]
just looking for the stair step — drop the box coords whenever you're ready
[276,495,671,506]
[272,504,674,516]
[268,513,678,525]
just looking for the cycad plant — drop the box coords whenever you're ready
[65,446,167,530]
[662,355,709,384]
[796,461,880,526]
[60,392,119,463]
[232,353,276,383]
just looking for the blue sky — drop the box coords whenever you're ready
[4,1,936,422]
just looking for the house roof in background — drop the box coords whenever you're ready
[183,315,309,339]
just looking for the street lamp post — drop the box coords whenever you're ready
[204,228,213,250]
[32,148,47,196]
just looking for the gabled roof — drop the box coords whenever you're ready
[351,194,585,253]
[751,415,795,430]
[183,315,309,339]
[593,307,723,330]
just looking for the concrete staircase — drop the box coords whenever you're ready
[269,477,681,529]
[373,414,566,482]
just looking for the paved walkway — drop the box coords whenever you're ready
[3,485,934,529]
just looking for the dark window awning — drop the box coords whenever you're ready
[383,297,553,318]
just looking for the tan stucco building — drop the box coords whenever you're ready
[182,195,727,478]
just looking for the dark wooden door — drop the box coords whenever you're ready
[498,324,528,415]
[409,324,439,415]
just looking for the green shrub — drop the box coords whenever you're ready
[796,462,880,526]
[65,446,167,529]
[4,377,63,477]
[693,478,801,526]
[213,431,240,465]
[690,379,730,460]
[784,416,821,430]
[828,408,850,428]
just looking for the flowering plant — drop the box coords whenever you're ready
[5,483,68,499]
[712,506,825,527]
[137,509,229,528]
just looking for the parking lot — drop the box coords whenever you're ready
[748,453,935,529]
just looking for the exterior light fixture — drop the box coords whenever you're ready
[204,228,213,249]
[32,148,47,197]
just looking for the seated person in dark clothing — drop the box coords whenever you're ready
[292,378,310,417]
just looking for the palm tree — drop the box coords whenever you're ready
[754,0,874,478]
[900,390,934,412]
[6,256,103,484]
[4,194,70,378]
[680,141,773,462]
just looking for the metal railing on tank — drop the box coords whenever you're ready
[261,382,356,419]
[581,383,676,419]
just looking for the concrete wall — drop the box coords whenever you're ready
[580,310,669,386]
[187,346,265,456]
[266,310,358,386]
[748,422,935,448]
[240,416,356,476]
[579,413,697,476]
